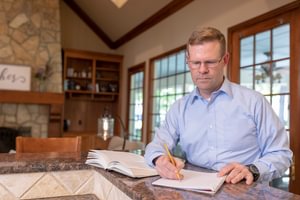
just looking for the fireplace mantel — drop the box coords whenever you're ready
[0,90,64,105]
[0,90,64,137]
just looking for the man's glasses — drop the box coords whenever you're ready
[187,56,223,69]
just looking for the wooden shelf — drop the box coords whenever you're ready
[63,49,122,137]
[96,68,119,72]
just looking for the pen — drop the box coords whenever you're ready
[163,143,181,180]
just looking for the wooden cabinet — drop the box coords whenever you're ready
[63,49,122,135]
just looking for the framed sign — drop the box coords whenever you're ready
[0,64,31,91]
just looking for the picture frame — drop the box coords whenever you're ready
[0,64,31,91]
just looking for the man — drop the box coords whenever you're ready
[144,27,292,185]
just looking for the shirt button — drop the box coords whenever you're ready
[209,124,213,129]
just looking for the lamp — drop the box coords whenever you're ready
[110,0,128,8]
[97,113,128,150]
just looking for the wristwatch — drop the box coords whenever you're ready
[247,164,260,182]
[152,156,160,166]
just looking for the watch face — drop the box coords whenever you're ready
[248,164,260,181]
[250,165,259,173]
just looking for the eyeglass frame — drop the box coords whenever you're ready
[186,55,224,69]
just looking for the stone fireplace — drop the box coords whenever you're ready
[0,0,63,138]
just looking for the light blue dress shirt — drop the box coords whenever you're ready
[145,78,292,182]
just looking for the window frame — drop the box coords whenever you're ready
[127,62,145,142]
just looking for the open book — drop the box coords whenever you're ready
[85,150,158,178]
[152,169,226,194]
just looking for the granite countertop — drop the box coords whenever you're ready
[0,152,299,200]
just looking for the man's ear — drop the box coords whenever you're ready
[223,52,230,65]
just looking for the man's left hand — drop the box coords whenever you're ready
[218,162,254,185]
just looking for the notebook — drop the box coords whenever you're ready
[152,169,226,194]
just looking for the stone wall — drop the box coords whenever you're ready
[0,0,62,137]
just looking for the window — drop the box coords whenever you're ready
[239,24,290,131]
[228,2,300,193]
[127,64,145,141]
[148,47,194,142]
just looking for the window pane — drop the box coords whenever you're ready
[161,58,168,77]
[177,50,186,73]
[154,60,161,78]
[273,24,290,60]
[272,59,290,94]
[272,94,290,129]
[240,67,253,89]
[136,72,143,88]
[168,76,176,95]
[153,79,160,96]
[240,36,254,67]
[255,64,271,95]
[168,55,177,76]
[160,77,168,96]
[255,30,271,64]
[129,104,134,119]
[136,88,143,103]
[152,114,160,133]
[185,72,194,92]
[153,97,160,113]
[176,74,184,94]
[160,96,168,116]
[130,90,135,104]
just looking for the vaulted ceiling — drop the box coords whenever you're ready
[63,0,194,49]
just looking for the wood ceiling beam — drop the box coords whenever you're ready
[64,0,194,49]
[63,0,115,49]
[114,0,194,48]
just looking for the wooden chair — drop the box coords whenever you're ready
[16,136,81,153]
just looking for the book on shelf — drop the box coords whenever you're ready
[85,150,158,178]
[152,169,226,195]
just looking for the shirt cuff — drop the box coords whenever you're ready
[254,161,271,182]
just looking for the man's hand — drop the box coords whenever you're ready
[218,162,254,185]
[154,155,184,180]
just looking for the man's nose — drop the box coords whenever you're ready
[197,64,209,73]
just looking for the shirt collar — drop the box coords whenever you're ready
[190,77,233,104]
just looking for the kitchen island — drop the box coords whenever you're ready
[0,152,299,200]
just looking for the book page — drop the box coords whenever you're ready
[86,150,158,178]
[152,169,226,194]
[85,150,111,169]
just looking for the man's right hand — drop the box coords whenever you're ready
[154,155,185,179]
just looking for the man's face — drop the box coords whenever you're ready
[187,41,229,98]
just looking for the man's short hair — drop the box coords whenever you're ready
[186,27,226,57]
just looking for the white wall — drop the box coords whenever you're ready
[60,1,117,54]
[60,0,295,140]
